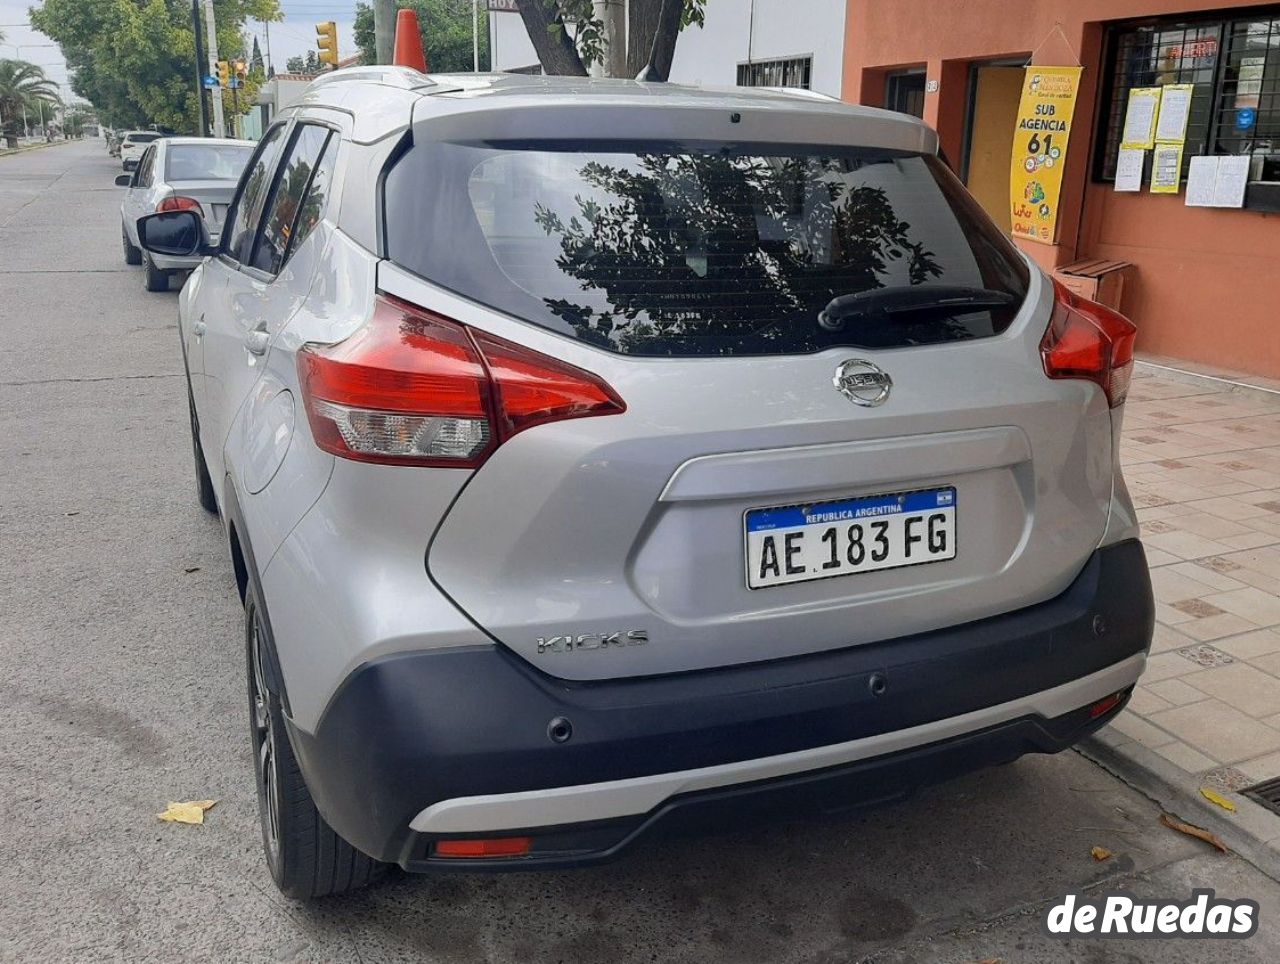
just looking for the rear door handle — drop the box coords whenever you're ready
[245,323,270,356]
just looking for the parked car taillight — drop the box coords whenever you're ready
[297,294,625,467]
[1040,279,1138,408]
[158,195,202,213]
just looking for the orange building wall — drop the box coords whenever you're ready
[842,0,1280,379]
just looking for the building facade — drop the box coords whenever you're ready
[488,0,848,96]
[843,0,1280,379]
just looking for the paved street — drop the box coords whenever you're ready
[6,140,1280,963]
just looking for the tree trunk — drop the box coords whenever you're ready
[626,0,660,78]
[634,0,682,81]
[515,0,588,76]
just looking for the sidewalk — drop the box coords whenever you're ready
[1084,362,1280,869]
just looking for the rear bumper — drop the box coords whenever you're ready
[286,539,1153,869]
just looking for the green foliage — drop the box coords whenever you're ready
[352,0,489,72]
[0,58,61,145]
[285,50,323,75]
[30,0,281,132]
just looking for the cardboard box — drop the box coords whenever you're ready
[1054,258,1131,311]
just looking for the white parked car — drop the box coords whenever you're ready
[118,136,255,291]
[118,130,162,170]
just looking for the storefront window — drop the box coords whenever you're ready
[1098,11,1280,186]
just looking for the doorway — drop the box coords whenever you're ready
[962,63,1025,233]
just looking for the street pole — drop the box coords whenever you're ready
[264,20,273,75]
[373,0,396,65]
[231,81,239,138]
[473,0,479,72]
[201,0,226,137]
[191,0,209,136]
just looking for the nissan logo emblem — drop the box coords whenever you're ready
[833,359,892,407]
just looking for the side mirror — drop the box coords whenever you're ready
[137,210,214,258]
[115,173,132,187]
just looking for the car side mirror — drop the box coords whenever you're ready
[137,211,215,258]
[115,173,132,187]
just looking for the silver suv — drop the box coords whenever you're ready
[134,68,1153,899]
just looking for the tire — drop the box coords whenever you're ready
[246,594,386,899]
[188,383,218,514]
[143,252,169,292]
[122,224,142,266]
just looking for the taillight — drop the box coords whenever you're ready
[1041,280,1138,408]
[157,195,201,213]
[297,295,625,466]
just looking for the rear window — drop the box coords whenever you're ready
[128,133,160,144]
[383,140,1029,356]
[166,144,253,181]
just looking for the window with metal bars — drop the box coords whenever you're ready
[737,56,813,90]
[1097,9,1280,187]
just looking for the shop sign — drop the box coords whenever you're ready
[1009,66,1083,245]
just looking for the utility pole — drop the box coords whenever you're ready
[264,20,273,75]
[473,0,479,71]
[373,0,396,65]
[201,0,225,137]
[592,0,626,77]
[191,0,208,135]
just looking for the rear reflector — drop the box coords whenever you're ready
[433,837,532,858]
[158,195,202,213]
[298,295,625,467]
[1088,691,1127,719]
[1040,280,1138,408]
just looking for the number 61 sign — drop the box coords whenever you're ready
[1009,66,1083,245]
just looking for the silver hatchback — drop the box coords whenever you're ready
[133,68,1153,899]
[118,136,254,291]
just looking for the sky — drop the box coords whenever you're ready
[0,0,360,97]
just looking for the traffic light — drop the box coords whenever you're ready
[233,60,247,80]
[316,22,339,67]
[216,60,229,88]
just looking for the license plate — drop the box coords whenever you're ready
[744,487,956,589]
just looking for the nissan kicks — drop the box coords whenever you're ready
[133,68,1153,899]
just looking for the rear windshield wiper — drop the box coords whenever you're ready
[818,285,1019,331]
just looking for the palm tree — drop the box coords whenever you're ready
[0,59,61,149]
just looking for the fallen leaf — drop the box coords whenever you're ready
[157,800,217,825]
[65,511,79,517]
[183,567,201,574]
[1091,846,1113,861]
[1160,813,1228,852]
[1200,787,1237,812]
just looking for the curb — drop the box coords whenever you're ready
[0,140,72,159]
[1134,358,1280,406]
[1078,734,1280,881]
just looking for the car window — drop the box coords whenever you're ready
[224,124,288,265]
[384,140,1031,356]
[130,133,160,144]
[249,125,335,275]
[136,146,156,188]
[166,144,255,182]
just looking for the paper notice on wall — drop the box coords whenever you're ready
[1213,155,1250,207]
[1121,87,1162,149]
[1186,155,1219,206]
[1155,84,1194,143]
[1150,143,1183,193]
[1114,149,1145,191]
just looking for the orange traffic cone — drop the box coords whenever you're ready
[393,9,428,72]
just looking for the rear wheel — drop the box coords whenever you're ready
[187,383,217,514]
[142,252,169,292]
[122,224,142,266]
[246,594,385,899]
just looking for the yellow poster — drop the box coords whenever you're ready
[1009,66,1083,245]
